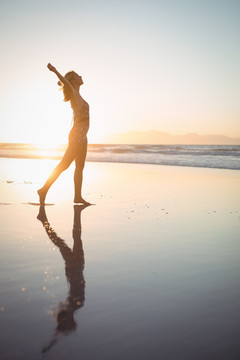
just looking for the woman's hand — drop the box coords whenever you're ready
[47,63,57,73]
[47,63,74,96]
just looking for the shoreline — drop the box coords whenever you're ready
[0,154,239,172]
[0,143,239,171]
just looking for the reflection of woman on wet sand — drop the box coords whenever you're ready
[38,63,90,205]
[37,204,88,353]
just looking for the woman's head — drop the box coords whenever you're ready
[58,71,83,102]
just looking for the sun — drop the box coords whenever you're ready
[33,141,64,159]
[34,139,61,150]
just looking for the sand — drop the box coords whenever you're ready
[0,158,240,360]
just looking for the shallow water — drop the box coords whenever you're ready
[0,159,240,359]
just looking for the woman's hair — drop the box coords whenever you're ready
[58,71,75,102]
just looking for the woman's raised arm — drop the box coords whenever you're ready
[47,63,74,95]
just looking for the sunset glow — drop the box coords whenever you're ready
[1,0,239,146]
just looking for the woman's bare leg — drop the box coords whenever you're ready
[38,144,77,204]
[73,142,89,204]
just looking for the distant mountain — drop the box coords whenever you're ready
[102,130,240,145]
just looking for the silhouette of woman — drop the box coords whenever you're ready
[37,204,88,353]
[38,63,90,205]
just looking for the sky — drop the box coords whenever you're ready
[0,0,239,145]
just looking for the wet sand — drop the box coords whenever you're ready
[0,158,240,360]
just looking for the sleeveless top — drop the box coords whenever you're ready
[68,100,89,145]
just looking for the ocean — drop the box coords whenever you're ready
[0,143,239,170]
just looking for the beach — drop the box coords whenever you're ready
[0,158,240,359]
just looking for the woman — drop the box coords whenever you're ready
[38,63,90,205]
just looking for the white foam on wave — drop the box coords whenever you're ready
[0,144,239,170]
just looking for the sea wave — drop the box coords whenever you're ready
[0,143,239,170]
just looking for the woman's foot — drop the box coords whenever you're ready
[74,197,91,205]
[37,188,47,205]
